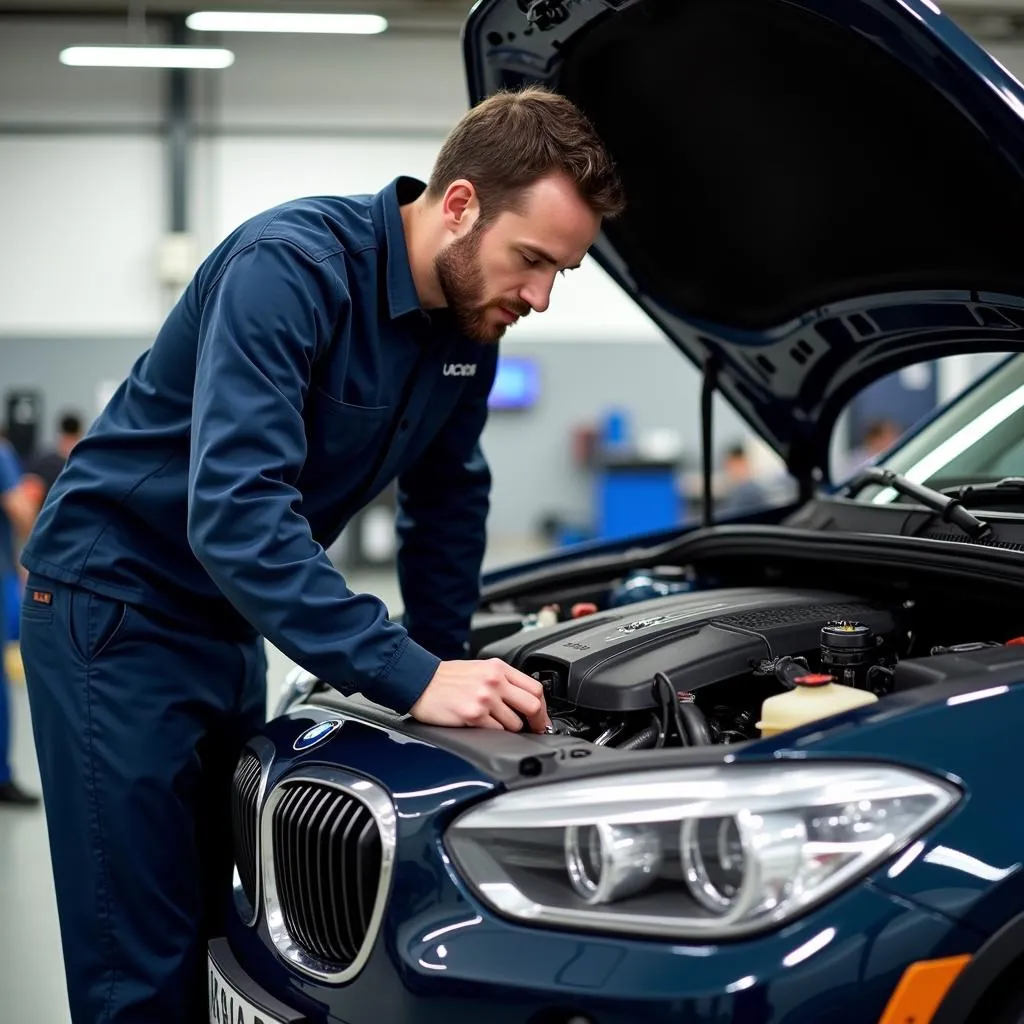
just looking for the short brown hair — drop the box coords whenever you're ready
[427,86,624,223]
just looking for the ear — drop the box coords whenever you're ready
[440,179,480,234]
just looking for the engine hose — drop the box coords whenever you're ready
[617,722,661,751]
[775,655,810,689]
[677,702,712,746]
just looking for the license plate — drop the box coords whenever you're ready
[208,948,287,1024]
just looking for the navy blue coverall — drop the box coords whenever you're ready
[19,175,499,1023]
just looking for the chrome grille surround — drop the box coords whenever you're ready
[231,736,275,927]
[261,765,397,983]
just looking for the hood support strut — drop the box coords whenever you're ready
[701,354,718,528]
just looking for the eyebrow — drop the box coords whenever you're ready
[525,245,581,272]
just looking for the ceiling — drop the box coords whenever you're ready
[3,0,1024,39]
[0,0,476,35]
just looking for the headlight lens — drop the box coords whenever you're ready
[445,762,959,938]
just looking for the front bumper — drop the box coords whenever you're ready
[221,710,984,1024]
[222,878,979,1024]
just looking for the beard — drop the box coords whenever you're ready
[434,225,529,344]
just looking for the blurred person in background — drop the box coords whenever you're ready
[23,410,84,511]
[717,442,772,516]
[0,431,39,805]
[839,417,904,480]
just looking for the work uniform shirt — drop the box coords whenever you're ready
[22,176,499,713]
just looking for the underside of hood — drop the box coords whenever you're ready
[463,0,1024,485]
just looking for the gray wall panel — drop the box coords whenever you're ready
[0,335,755,540]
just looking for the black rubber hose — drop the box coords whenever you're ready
[677,702,712,746]
[618,722,661,751]
[774,655,810,690]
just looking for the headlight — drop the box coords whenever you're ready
[445,762,959,939]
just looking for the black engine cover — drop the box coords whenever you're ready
[479,587,897,711]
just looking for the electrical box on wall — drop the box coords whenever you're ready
[4,389,42,460]
[156,232,199,288]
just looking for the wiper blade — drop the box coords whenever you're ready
[850,467,992,540]
[938,477,1024,500]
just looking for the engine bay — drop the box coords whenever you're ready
[472,566,1024,752]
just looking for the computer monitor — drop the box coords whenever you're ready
[488,355,540,410]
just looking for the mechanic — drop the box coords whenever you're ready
[18,86,624,1024]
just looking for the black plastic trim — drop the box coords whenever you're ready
[932,912,1024,1024]
[479,524,1024,605]
[291,695,620,785]
[297,650,1024,790]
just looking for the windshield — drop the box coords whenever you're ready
[854,353,1024,502]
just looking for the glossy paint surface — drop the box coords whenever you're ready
[225,709,989,1024]
[741,680,1024,940]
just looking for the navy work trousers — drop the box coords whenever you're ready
[20,574,266,1023]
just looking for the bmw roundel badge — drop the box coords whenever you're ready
[292,720,341,752]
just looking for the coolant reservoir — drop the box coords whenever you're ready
[757,674,878,738]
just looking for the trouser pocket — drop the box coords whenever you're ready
[67,587,128,664]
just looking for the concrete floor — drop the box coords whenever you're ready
[0,544,544,1020]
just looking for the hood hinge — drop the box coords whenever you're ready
[701,354,719,528]
[786,432,818,504]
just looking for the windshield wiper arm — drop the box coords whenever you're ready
[850,467,992,540]
[938,477,1024,501]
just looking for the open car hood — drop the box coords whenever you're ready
[463,0,1024,486]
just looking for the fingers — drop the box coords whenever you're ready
[415,659,551,733]
[488,699,525,732]
[501,662,546,699]
[453,672,521,732]
[467,674,524,732]
[499,687,549,733]
[492,661,550,733]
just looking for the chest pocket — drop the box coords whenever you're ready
[303,386,392,487]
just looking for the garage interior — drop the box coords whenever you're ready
[2,0,1024,1017]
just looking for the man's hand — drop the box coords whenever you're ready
[409,658,550,733]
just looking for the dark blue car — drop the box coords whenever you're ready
[208,0,1024,1021]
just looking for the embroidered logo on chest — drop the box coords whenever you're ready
[443,363,477,377]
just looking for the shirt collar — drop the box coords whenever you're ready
[379,175,427,320]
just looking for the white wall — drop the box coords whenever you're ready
[0,137,168,333]
[0,18,663,343]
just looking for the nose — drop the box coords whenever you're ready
[519,275,554,314]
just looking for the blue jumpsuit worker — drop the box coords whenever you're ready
[0,436,38,805]
[19,87,623,1023]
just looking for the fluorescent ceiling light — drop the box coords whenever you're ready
[186,10,388,34]
[59,44,235,68]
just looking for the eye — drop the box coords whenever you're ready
[520,251,540,267]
